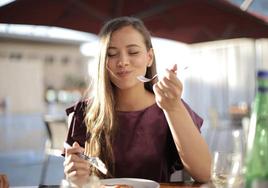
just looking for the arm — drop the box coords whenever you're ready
[153,64,211,182]
[163,102,211,182]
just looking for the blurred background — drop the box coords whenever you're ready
[0,0,268,186]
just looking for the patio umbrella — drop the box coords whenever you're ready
[0,0,268,43]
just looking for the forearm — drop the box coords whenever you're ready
[164,102,211,182]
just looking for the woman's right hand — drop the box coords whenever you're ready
[63,142,91,187]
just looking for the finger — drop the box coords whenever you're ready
[153,83,167,99]
[66,169,90,183]
[163,69,181,86]
[65,162,90,175]
[161,77,178,91]
[67,172,89,183]
[65,169,89,183]
[65,154,90,167]
[65,147,81,157]
[64,161,74,175]
[64,158,90,175]
[72,142,85,153]
[155,82,168,98]
[170,64,177,72]
[163,69,183,90]
[66,145,84,157]
[161,77,181,97]
[157,80,177,99]
[72,141,80,148]
[153,83,165,98]
[64,153,84,167]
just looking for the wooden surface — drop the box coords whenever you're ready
[160,182,203,188]
[37,181,205,188]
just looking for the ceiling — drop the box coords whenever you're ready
[0,0,268,43]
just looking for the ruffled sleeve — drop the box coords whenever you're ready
[181,99,203,131]
[65,100,88,148]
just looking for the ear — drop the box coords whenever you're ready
[147,48,154,67]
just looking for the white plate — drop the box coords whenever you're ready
[101,178,160,188]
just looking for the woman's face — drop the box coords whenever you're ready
[106,25,153,90]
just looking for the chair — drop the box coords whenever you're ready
[170,169,192,182]
[39,114,68,185]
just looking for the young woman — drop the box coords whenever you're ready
[63,16,211,186]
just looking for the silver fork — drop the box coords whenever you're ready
[64,142,108,175]
[137,66,188,83]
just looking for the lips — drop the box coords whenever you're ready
[116,70,131,77]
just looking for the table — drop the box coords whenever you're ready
[11,181,204,188]
[160,182,203,188]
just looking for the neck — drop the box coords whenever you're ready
[115,84,155,111]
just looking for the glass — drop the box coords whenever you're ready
[210,127,245,188]
[60,176,102,188]
[60,179,74,188]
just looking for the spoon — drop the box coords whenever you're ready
[137,74,158,82]
[137,66,188,83]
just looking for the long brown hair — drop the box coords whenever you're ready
[84,16,157,177]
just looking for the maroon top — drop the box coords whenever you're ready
[65,100,203,182]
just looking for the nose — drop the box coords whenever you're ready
[117,53,129,67]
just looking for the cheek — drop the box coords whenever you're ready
[106,62,117,81]
[106,59,112,69]
[134,60,145,67]
[132,56,148,68]
[106,60,116,73]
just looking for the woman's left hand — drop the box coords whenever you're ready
[153,64,183,111]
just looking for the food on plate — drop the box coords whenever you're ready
[101,184,133,188]
[84,176,134,188]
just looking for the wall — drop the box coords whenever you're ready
[0,62,44,113]
[184,38,258,119]
[256,39,268,70]
[0,39,90,114]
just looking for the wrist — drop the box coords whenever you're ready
[163,100,185,114]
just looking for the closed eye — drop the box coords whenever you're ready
[107,53,118,57]
[129,51,139,55]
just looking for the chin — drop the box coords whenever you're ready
[114,80,141,90]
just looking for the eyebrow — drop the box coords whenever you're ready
[108,44,141,49]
